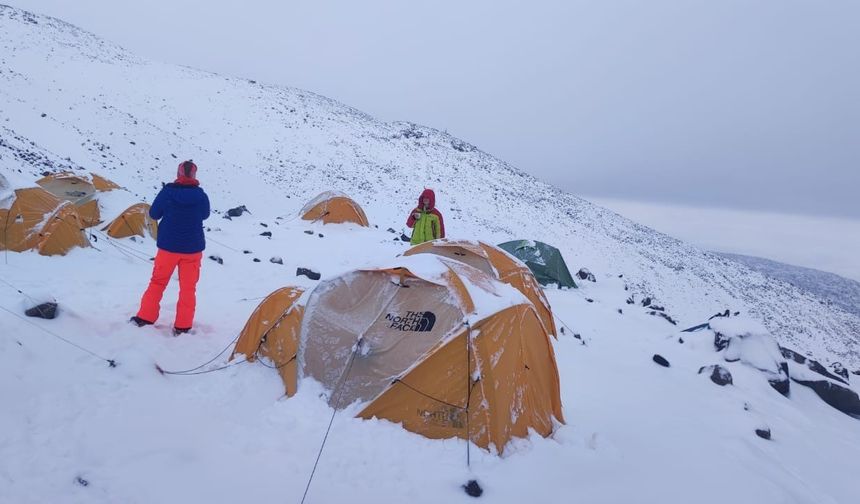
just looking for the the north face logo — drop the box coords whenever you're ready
[385,311,436,332]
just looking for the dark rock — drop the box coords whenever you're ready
[708,309,731,320]
[641,297,652,307]
[781,346,848,384]
[260,231,272,238]
[573,333,582,340]
[40,113,47,118]
[678,337,684,344]
[253,258,261,262]
[259,222,268,227]
[649,305,665,312]
[577,268,596,282]
[617,308,623,314]
[25,302,58,319]
[852,369,860,376]
[755,428,771,440]
[625,296,635,305]
[75,476,89,487]
[653,354,670,367]
[698,365,733,386]
[400,233,411,242]
[318,233,324,238]
[780,346,807,364]
[585,298,594,303]
[792,378,860,417]
[270,257,284,265]
[831,363,849,381]
[714,331,731,351]
[649,311,677,325]
[208,255,223,265]
[297,267,321,280]
[559,327,565,335]
[304,230,314,235]
[768,362,791,397]
[243,250,252,254]
[387,228,396,233]
[463,479,483,497]
[223,205,250,218]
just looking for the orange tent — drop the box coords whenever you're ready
[91,173,121,191]
[296,255,564,453]
[231,287,306,397]
[102,203,158,239]
[300,191,369,227]
[404,239,558,336]
[0,187,89,256]
[36,172,103,227]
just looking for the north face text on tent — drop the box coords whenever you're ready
[385,311,436,332]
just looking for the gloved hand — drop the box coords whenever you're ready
[412,212,422,220]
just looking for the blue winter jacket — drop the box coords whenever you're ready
[149,183,210,253]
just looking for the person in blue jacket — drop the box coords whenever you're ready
[131,160,210,335]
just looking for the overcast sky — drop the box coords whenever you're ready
[18,0,860,219]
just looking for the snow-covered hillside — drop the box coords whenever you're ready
[2,5,859,504]
[717,252,860,318]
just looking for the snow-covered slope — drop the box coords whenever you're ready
[716,252,860,318]
[2,5,860,504]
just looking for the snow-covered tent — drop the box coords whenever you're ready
[498,240,577,289]
[35,172,122,228]
[300,191,369,227]
[0,187,90,256]
[101,202,158,239]
[234,255,564,453]
[403,239,557,336]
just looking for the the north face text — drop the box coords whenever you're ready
[386,311,436,332]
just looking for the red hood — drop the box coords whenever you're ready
[418,189,436,210]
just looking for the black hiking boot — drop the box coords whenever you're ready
[130,316,154,327]
[173,327,191,336]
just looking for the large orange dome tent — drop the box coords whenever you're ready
[233,255,564,454]
[0,187,90,256]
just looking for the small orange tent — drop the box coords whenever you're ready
[403,239,558,336]
[0,187,89,256]
[102,203,158,239]
[300,191,369,226]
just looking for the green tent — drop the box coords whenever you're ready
[498,240,577,289]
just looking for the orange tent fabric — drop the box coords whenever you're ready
[102,203,158,239]
[298,256,564,454]
[231,287,306,397]
[300,191,369,226]
[35,172,101,227]
[0,187,89,256]
[91,173,121,191]
[404,239,558,336]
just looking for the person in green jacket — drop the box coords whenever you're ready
[406,188,445,245]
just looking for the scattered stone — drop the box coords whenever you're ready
[297,267,321,280]
[387,228,396,233]
[709,309,731,320]
[831,363,849,381]
[318,233,324,238]
[463,479,483,498]
[617,308,623,314]
[253,258,261,262]
[243,250,252,254]
[585,298,594,303]
[653,354,670,367]
[698,365,733,386]
[259,222,268,227]
[573,333,582,341]
[577,268,596,282]
[792,378,860,417]
[223,205,250,219]
[25,302,58,319]
[625,296,635,305]
[755,428,771,440]
[559,327,565,335]
[400,233,411,242]
[781,346,848,384]
[270,257,284,265]
[75,476,89,487]
[304,230,314,235]
[649,311,678,325]
[40,113,47,118]
[208,255,223,265]
[678,337,684,344]
[641,297,652,307]
[260,231,272,238]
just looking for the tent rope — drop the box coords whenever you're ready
[465,320,473,468]
[300,337,362,504]
[0,303,116,367]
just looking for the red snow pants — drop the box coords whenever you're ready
[136,249,203,328]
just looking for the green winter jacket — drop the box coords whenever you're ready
[410,212,442,245]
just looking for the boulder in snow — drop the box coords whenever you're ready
[653,354,670,367]
[260,231,272,238]
[755,427,771,440]
[780,346,848,385]
[711,316,790,396]
[270,257,283,265]
[791,378,860,417]
[577,268,596,282]
[208,255,223,265]
[25,302,58,319]
[297,267,321,281]
[223,205,250,218]
[698,365,733,386]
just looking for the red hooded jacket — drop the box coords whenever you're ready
[406,188,445,238]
